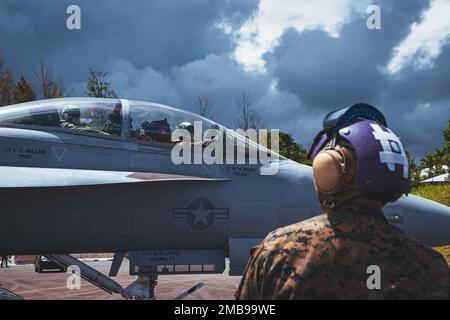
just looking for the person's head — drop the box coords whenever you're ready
[308,104,410,212]
[140,120,152,135]
[177,122,195,142]
[62,106,81,125]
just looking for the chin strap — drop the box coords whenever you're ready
[318,187,366,213]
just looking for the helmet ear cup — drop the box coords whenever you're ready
[312,148,346,193]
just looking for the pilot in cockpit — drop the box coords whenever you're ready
[103,103,123,136]
[60,105,107,135]
[174,122,195,143]
[173,122,219,147]
[60,106,86,130]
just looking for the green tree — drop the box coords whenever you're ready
[444,120,450,143]
[263,131,311,165]
[278,132,311,165]
[14,76,36,103]
[414,119,450,182]
[0,59,15,106]
[405,148,416,170]
[406,148,421,188]
[85,68,117,98]
[442,120,450,167]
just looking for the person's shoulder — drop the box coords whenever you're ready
[261,214,331,249]
[271,213,330,234]
[244,213,335,289]
[391,229,450,279]
[404,241,450,297]
[411,241,450,272]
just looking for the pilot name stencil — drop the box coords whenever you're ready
[226,165,257,177]
[173,198,229,230]
[4,146,46,160]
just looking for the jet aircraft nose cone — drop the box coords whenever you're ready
[384,194,450,247]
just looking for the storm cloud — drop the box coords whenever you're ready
[0,0,448,159]
[265,0,449,156]
[0,0,257,79]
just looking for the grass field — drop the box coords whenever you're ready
[411,182,450,263]
[411,183,450,206]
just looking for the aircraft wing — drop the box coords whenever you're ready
[0,166,225,188]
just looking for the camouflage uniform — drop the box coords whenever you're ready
[236,202,450,300]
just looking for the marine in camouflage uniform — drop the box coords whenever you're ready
[236,200,450,299]
[60,106,87,131]
[236,104,450,300]
[60,106,108,135]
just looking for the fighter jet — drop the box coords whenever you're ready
[0,98,448,299]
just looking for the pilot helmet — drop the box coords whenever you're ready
[308,104,410,211]
[178,122,194,134]
[174,122,195,143]
[62,105,81,123]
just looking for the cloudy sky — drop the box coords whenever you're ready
[1,0,449,159]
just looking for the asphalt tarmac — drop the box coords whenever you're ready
[0,260,242,300]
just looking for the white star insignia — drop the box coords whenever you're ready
[190,201,212,226]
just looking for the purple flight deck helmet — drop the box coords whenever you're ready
[308,103,411,195]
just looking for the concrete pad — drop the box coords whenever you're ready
[0,261,242,300]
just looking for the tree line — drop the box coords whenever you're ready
[409,121,450,186]
[2,58,448,173]
[0,59,118,106]
[0,58,311,165]
[0,59,69,104]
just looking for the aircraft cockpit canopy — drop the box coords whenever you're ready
[129,101,220,144]
[0,98,223,145]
